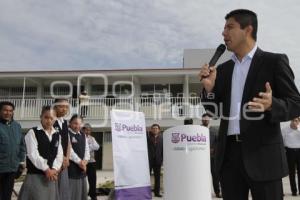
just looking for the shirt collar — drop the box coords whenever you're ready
[202,124,210,128]
[68,128,81,135]
[0,118,13,125]
[36,125,57,135]
[58,117,64,123]
[231,44,258,63]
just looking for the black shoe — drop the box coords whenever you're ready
[216,193,222,198]
[292,192,297,196]
[155,194,163,197]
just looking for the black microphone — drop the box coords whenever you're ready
[208,44,226,67]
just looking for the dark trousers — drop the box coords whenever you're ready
[87,162,97,199]
[149,164,161,195]
[285,147,300,194]
[211,157,221,195]
[0,172,16,200]
[220,138,283,200]
[80,105,88,118]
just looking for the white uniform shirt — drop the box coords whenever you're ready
[69,128,90,164]
[25,125,63,171]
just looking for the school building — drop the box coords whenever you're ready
[0,48,231,170]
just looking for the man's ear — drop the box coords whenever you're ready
[245,25,253,38]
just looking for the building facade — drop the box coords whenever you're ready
[0,49,228,169]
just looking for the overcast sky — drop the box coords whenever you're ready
[0,0,299,86]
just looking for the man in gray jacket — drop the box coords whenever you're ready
[0,101,26,200]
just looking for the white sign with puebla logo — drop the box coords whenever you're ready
[111,109,151,200]
[164,125,211,200]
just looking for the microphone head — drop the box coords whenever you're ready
[208,44,226,67]
[216,44,226,54]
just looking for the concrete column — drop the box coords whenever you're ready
[131,76,141,111]
[85,79,91,94]
[183,75,189,98]
[132,76,141,98]
[183,75,190,117]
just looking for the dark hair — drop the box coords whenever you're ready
[202,113,211,118]
[54,98,69,104]
[184,118,193,125]
[40,105,52,117]
[0,101,15,111]
[151,123,160,130]
[69,114,83,123]
[225,9,258,41]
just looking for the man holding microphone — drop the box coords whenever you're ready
[199,9,300,200]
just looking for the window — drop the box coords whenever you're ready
[103,132,112,144]
[114,83,133,96]
[91,85,105,96]
[170,84,183,97]
[0,86,37,99]
[11,87,24,97]
[141,84,154,93]
[25,87,37,97]
[0,87,9,98]
[44,86,70,97]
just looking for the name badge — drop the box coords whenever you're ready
[72,137,78,143]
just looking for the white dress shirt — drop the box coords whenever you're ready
[57,117,64,129]
[69,128,90,164]
[282,126,300,148]
[86,135,100,163]
[25,125,63,171]
[227,44,258,135]
[79,94,90,106]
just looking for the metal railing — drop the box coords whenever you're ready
[0,97,206,120]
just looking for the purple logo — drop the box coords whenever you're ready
[115,123,122,131]
[114,123,143,133]
[171,133,180,143]
[171,133,206,143]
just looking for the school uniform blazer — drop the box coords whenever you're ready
[201,48,300,181]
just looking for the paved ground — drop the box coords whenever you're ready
[12,170,300,199]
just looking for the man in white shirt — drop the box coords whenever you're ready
[82,123,100,200]
[79,91,90,118]
[282,117,300,196]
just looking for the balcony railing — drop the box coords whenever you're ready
[1,97,206,120]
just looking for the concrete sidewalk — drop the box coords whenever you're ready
[96,170,300,200]
[12,170,300,199]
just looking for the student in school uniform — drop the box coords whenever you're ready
[68,114,90,200]
[53,98,71,200]
[18,106,63,200]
